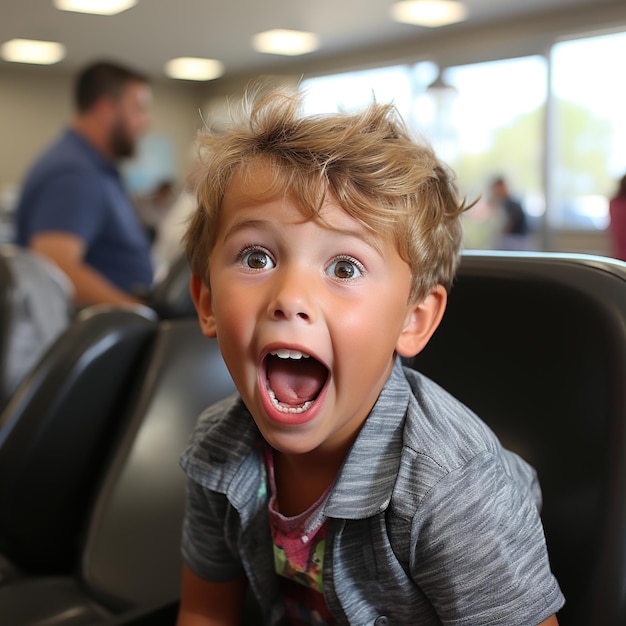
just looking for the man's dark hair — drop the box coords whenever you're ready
[74,60,148,113]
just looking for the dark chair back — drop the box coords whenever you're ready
[80,318,236,610]
[0,304,158,576]
[406,251,626,626]
[148,254,194,319]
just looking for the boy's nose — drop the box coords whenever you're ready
[267,270,315,322]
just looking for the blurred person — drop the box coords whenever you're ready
[461,197,505,250]
[489,176,531,250]
[134,179,176,243]
[608,173,626,261]
[151,151,206,280]
[151,186,195,281]
[14,60,154,306]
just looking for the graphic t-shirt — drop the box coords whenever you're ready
[266,447,336,625]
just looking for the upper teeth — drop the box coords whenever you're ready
[271,349,310,359]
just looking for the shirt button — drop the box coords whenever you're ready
[374,617,389,626]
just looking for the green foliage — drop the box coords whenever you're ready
[450,99,613,200]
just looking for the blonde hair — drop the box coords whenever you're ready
[184,87,470,302]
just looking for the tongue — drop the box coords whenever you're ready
[266,355,327,405]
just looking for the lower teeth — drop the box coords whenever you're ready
[267,385,312,414]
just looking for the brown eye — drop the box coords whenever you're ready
[334,260,355,279]
[240,247,275,270]
[326,257,363,280]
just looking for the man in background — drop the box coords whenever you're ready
[14,60,154,306]
[490,176,531,250]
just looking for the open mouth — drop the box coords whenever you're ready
[265,349,329,414]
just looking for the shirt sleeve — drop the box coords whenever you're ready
[410,450,565,626]
[25,169,106,243]
[181,478,246,582]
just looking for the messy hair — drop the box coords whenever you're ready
[184,87,470,302]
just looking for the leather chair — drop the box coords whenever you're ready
[0,304,158,581]
[147,254,195,320]
[0,318,237,624]
[406,251,626,626]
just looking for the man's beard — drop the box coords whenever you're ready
[109,118,136,159]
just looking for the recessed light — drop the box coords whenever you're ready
[1,39,66,65]
[391,0,467,28]
[164,57,224,81]
[53,0,137,16]
[251,29,319,56]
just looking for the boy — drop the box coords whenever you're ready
[178,88,564,625]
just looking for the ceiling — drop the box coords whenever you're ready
[1,0,622,83]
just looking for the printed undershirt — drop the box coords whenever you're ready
[265,446,337,625]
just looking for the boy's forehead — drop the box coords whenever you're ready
[222,160,313,218]
[219,159,395,255]
[226,161,274,197]
[220,182,387,258]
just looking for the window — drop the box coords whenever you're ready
[439,56,547,249]
[299,30,626,249]
[550,31,626,229]
[301,63,431,120]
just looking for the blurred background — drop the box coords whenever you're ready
[2,0,625,256]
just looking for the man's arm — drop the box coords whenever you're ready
[29,231,143,306]
[176,563,247,626]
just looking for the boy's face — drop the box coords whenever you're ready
[193,165,445,459]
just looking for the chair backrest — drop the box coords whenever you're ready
[0,304,158,576]
[0,245,74,410]
[406,251,626,626]
[148,254,195,319]
[79,318,236,610]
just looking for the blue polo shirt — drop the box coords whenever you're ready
[15,129,153,294]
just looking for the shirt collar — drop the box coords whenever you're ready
[186,356,411,518]
[324,357,410,519]
[65,128,119,176]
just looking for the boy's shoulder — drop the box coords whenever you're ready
[401,365,503,463]
[180,393,259,487]
[396,365,540,513]
[327,361,537,520]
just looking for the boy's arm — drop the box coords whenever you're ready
[176,563,247,626]
[538,617,559,626]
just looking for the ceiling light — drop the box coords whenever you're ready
[53,0,137,15]
[1,39,66,65]
[164,57,224,81]
[252,29,319,56]
[391,0,467,28]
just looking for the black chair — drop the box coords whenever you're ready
[147,254,195,319]
[0,318,237,625]
[0,304,158,581]
[406,251,626,626]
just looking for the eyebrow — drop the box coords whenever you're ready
[221,218,273,244]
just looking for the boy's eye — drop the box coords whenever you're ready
[240,247,275,270]
[326,257,363,280]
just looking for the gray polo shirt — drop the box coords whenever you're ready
[181,358,564,625]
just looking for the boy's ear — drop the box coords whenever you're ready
[395,285,447,358]
[190,274,217,338]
